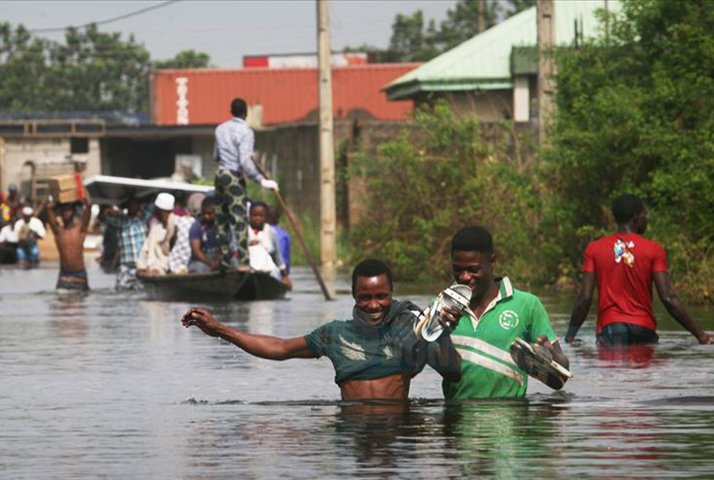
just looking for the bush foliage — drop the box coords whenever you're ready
[348,101,545,286]
[543,0,714,301]
[348,0,713,302]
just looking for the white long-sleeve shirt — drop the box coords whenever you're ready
[213,117,264,183]
[13,217,46,240]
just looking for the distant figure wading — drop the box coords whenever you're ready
[46,195,92,291]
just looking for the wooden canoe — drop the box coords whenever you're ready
[138,270,288,301]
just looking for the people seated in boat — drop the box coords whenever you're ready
[137,193,178,275]
[104,198,148,290]
[187,196,221,273]
[46,195,92,291]
[248,201,291,289]
[167,214,196,275]
[267,205,291,275]
[14,206,46,269]
[181,259,462,401]
[95,205,120,273]
[0,220,18,264]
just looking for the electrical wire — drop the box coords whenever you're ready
[28,0,181,33]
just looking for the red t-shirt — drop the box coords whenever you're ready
[582,233,667,334]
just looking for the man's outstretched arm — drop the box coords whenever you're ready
[566,272,596,343]
[653,272,712,344]
[181,307,317,359]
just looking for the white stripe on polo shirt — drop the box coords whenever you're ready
[456,347,524,385]
[452,335,519,368]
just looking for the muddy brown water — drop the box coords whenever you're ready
[1,262,713,478]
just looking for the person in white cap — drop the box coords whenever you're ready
[13,205,46,268]
[214,97,279,271]
[137,192,177,275]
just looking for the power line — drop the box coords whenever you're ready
[28,1,181,33]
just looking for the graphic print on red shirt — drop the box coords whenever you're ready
[582,233,667,334]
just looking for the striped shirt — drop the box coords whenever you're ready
[213,117,264,183]
[105,216,147,266]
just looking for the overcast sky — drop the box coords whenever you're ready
[1,0,456,67]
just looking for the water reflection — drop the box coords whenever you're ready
[334,401,414,473]
[2,265,714,478]
[596,343,657,368]
[442,401,565,478]
[50,291,89,340]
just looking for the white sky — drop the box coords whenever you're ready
[1,0,456,67]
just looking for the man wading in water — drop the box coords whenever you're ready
[46,195,92,291]
[181,259,462,400]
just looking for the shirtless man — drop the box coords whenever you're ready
[46,195,92,291]
[181,258,461,401]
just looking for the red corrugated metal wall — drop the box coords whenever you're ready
[152,64,420,126]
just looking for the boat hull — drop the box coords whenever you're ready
[138,271,288,301]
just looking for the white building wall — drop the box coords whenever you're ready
[0,137,101,194]
[513,76,531,123]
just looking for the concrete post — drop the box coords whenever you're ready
[537,0,555,143]
[317,0,337,267]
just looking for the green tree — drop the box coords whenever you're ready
[154,49,212,69]
[386,11,439,62]
[46,24,151,112]
[349,101,542,285]
[430,0,501,52]
[348,0,536,62]
[0,23,209,114]
[543,0,714,299]
[0,23,49,111]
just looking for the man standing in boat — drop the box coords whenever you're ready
[214,97,279,271]
[46,194,92,291]
[181,259,462,401]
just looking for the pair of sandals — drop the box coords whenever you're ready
[417,283,573,390]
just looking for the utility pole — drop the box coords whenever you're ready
[317,0,337,268]
[477,0,485,34]
[536,0,555,144]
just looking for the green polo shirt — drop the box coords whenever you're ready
[442,277,558,400]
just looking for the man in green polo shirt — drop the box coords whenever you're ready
[442,226,569,399]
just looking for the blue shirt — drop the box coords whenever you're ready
[273,225,291,273]
[213,117,264,183]
[188,220,219,259]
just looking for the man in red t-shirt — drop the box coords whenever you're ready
[565,194,711,345]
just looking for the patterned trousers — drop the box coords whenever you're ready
[214,169,249,266]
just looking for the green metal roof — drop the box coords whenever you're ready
[386,0,620,100]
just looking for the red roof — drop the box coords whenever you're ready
[151,64,421,126]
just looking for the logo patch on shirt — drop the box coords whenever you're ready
[499,310,520,330]
[614,239,635,267]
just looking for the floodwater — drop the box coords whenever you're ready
[1,261,713,479]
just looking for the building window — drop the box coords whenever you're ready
[70,137,89,154]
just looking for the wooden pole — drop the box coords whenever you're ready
[317,0,337,268]
[255,162,333,301]
[477,0,485,34]
[537,0,555,144]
